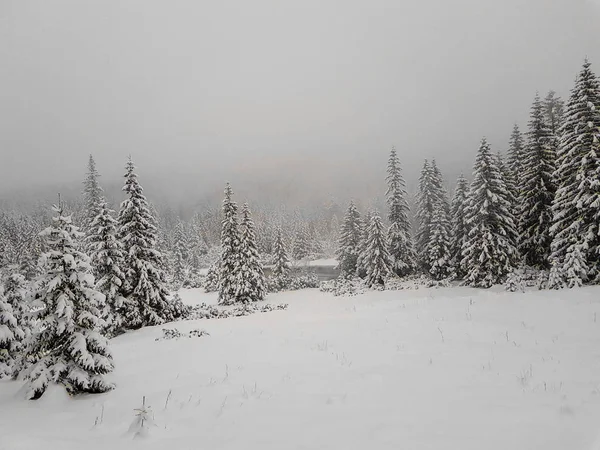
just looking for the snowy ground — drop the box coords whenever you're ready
[2,286,600,450]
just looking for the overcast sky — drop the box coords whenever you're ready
[1,0,600,204]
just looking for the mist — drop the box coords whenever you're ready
[1,0,599,209]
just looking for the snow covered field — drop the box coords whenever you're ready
[2,286,600,450]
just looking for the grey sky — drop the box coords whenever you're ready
[1,0,599,203]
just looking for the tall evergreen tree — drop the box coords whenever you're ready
[518,93,556,268]
[82,155,103,251]
[292,225,311,260]
[2,273,31,378]
[543,90,565,138]
[462,138,518,287]
[355,210,371,279]
[237,204,266,302]
[496,152,519,250]
[551,60,600,281]
[449,174,469,277]
[117,158,177,327]
[506,124,525,202]
[0,282,26,379]
[88,198,127,336]
[272,226,290,279]
[336,201,362,276]
[425,161,452,278]
[386,147,415,276]
[23,204,113,399]
[218,183,241,305]
[173,218,188,285]
[416,160,436,269]
[364,213,392,287]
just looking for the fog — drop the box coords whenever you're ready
[1,0,600,208]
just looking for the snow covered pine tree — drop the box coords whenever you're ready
[88,197,127,336]
[363,213,392,288]
[518,93,556,268]
[426,162,452,279]
[237,204,266,303]
[272,226,291,285]
[117,158,181,328]
[82,155,104,254]
[0,283,26,379]
[218,183,242,305]
[550,60,600,285]
[461,138,518,287]
[23,204,113,399]
[336,200,362,276]
[385,147,415,276]
[449,174,469,278]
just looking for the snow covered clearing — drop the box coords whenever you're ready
[2,286,600,449]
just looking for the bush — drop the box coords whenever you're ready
[320,277,365,297]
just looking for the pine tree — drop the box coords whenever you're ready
[543,90,565,139]
[551,60,600,282]
[386,147,415,276]
[518,93,556,268]
[496,153,519,250]
[450,174,469,277]
[506,124,525,202]
[563,240,587,288]
[292,225,310,260]
[0,285,25,379]
[82,155,104,253]
[117,158,177,327]
[425,161,452,279]
[173,218,188,285]
[218,183,241,305]
[204,262,219,293]
[336,201,362,276]
[237,204,266,302]
[2,273,31,378]
[364,213,392,287]
[462,138,518,288]
[416,160,436,269]
[355,210,371,279]
[23,204,113,399]
[272,226,291,279]
[88,198,126,336]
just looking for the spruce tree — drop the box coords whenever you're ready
[0,285,25,379]
[364,213,392,287]
[82,155,104,252]
[450,174,469,277]
[506,124,525,201]
[292,225,311,260]
[518,93,556,268]
[272,226,291,279]
[237,204,266,302]
[3,273,32,378]
[336,200,362,276]
[496,153,519,250]
[217,183,241,305]
[24,204,113,399]
[563,241,587,288]
[88,198,126,336]
[386,147,415,276]
[551,60,600,282]
[355,211,371,279]
[426,161,452,279]
[416,160,435,269]
[173,218,188,285]
[462,138,518,287]
[117,158,177,327]
[543,90,565,138]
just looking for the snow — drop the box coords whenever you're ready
[2,286,600,449]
